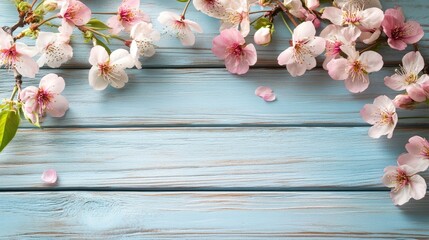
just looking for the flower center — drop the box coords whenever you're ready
[380,111,394,125]
[228,43,244,57]
[326,41,342,56]
[391,27,404,40]
[405,73,418,85]
[395,169,409,189]
[119,8,135,22]
[37,88,53,114]
[98,62,112,76]
[293,41,311,64]
[342,10,361,25]
[422,146,429,158]
[0,45,19,68]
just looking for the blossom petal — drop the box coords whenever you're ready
[39,73,65,94]
[360,51,383,73]
[88,67,109,90]
[409,175,427,200]
[47,95,69,117]
[321,7,343,26]
[41,169,58,184]
[390,185,412,205]
[110,49,134,68]
[344,74,370,93]
[255,86,276,102]
[89,46,109,65]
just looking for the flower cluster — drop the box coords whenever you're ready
[0,0,427,205]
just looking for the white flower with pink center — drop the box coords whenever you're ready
[327,45,383,93]
[107,0,150,35]
[220,0,252,37]
[88,46,135,90]
[36,26,73,68]
[382,165,426,205]
[20,73,69,124]
[0,28,38,78]
[158,11,203,46]
[277,21,325,77]
[212,28,257,75]
[320,24,359,69]
[384,51,429,92]
[130,22,161,69]
[59,0,91,27]
[360,95,397,139]
[398,136,429,172]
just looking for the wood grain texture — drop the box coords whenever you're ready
[1,127,426,189]
[1,191,429,239]
[1,68,427,127]
[0,0,427,68]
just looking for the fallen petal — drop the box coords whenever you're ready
[255,86,276,102]
[41,169,58,184]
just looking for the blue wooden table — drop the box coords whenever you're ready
[1,0,429,238]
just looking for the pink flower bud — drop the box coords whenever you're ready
[254,27,271,46]
[393,94,417,109]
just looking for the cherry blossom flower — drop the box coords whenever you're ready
[320,24,359,69]
[193,0,228,18]
[407,81,429,102]
[360,95,397,139]
[255,86,276,102]
[327,46,383,93]
[212,28,257,75]
[398,136,429,172]
[88,46,135,90]
[382,8,424,51]
[59,0,91,27]
[254,26,272,46]
[277,21,325,77]
[334,0,382,9]
[382,164,426,205]
[36,26,73,68]
[322,4,384,37]
[20,74,69,124]
[41,169,58,184]
[130,22,160,69]
[0,28,38,78]
[158,11,203,46]
[220,0,252,37]
[384,51,428,91]
[283,0,306,19]
[107,0,150,35]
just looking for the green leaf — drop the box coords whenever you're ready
[177,0,188,2]
[0,109,20,152]
[86,18,111,30]
[253,17,272,30]
[93,36,112,55]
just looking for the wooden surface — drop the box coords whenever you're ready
[1,0,429,238]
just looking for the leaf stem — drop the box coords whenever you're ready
[280,12,293,35]
[111,35,127,42]
[180,0,192,20]
[249,10,270,15]
[32,15,59,30]
[9,86,18,101]
[31,0,38,8]
[276,0,298,27]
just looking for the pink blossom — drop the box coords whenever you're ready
[283,0,306,19]
[304,0,319,10]
[212,28,257,75]
[193,0,228,18]
[0,28,39,78]
[398,136,429,172]
[107,0,150,35]
[130,22,160,69]
[36,27,73,68]
[320,25,359,69]
[41,169,58,184]
[254,26,272,46]
[327,46,383,93]
[255,86,276,102]
[88,46,135,90]
[407,81,429,102]
[20,74,69,125]
[382,165,426,205]
[277,21,325,77]
[360,95,397,139]
[392,94,416,110]
[382,8,424,51]
[158,11,203,46]
[59,0,91,26]
[334,0,382,9]
[384,51,428,91]
[322,5,384,36]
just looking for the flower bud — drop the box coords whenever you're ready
[254,26,272,46]
[43,0,58,12]
[18,1,31,12]
[393,94,416,110]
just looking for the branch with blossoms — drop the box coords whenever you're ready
[0,0,428,204]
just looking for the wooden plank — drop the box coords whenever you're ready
[0,191,428,239]
[0,0,427,68]
[1,68,426,127]
[0,127,426,189]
